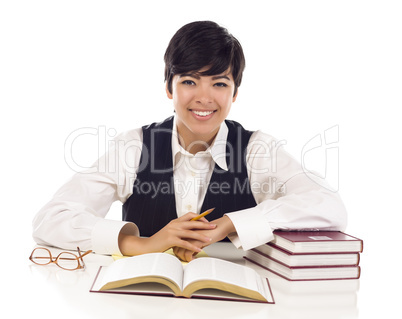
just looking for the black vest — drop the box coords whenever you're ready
[122,116,257,238]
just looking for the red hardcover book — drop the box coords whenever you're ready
[271,231,363,254]
[254,243,360,267]
[245,249,361,281]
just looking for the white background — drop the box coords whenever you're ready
[1,1,401,317]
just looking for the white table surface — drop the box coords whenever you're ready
[6,242,380,319]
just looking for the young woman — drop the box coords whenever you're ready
[33,21,347,261]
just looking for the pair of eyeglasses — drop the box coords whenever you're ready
[29,247,92,271]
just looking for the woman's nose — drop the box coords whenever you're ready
[195,85,213,105]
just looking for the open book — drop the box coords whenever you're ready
[90,252,274,303]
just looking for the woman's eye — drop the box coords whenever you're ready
[182,80,195,85]
[214,82,228,87]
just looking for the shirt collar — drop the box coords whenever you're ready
[171,116,229,171]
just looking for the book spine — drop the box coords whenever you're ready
[251,248,361,268]
[244,257,361,282]
[267,242,362,256]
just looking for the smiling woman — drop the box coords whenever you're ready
[33,20,347,263]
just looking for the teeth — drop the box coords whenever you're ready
[192,110,214,117]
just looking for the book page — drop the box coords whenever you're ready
[91,267,175,296]
[183,257,271,301]
[99,253,184,291]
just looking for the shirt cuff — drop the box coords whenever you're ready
[225,206,274,251]
[91,219,139,255]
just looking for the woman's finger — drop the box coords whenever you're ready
[174,246,198,262]
[183,249,196,262]
[177,212,199,221]
[175,239,203,253]
[177,212,211,223]
[183,221,216,230]
[171,229,211,243]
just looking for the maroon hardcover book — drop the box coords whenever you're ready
[245,249,361,281]
[254,243,360,267]
[271,231,363,254]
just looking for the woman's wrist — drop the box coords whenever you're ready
[118,233,150,256]
[211,215,236,242]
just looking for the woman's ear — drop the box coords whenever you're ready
[232,89,239,102]
[165,83,173,99]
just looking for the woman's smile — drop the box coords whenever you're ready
[189,109,217,120]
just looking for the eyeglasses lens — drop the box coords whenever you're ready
[31,248,52,265]
[57,252,80,270]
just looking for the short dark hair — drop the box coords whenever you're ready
[164,21,245,96]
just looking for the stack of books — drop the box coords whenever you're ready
[245,231,363,281]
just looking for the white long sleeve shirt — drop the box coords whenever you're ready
[32,117,347,255]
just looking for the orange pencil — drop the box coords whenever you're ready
[191,208,215,221]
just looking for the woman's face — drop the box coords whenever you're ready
[166,68,238,152]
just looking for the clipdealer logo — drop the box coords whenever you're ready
[64,126,118,174]
[301,125,340,192]
[64,125,341,192]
